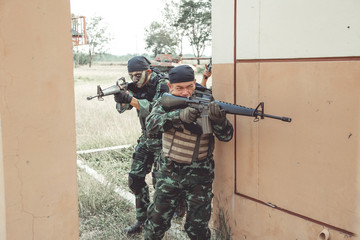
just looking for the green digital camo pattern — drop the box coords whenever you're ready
[130,136,154,222]
[117,72,168,222]
[143,100,233,240]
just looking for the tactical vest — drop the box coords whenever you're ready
[162,127,214,164]
[129,69,168,131]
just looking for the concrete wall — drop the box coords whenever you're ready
[0,117,6,240]
[212,0,360,239]
[236,0,360,59]
[0,0,79,239]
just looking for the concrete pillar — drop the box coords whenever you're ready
[0,0,79,239]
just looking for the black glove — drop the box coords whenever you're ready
[114,91,133,104]
[179,107,199,123]
[208,101,226,124]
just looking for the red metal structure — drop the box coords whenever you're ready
[71,16,87,46]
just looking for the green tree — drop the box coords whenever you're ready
[73,49,90,67]
[86,16,113,67]
[175,0,211,64]
[144,21,177,57]
[162,0,185,55]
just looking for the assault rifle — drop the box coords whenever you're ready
[159,91,291,134]
[87,77,132,101]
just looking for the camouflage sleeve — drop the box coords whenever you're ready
[138,77,169,119]
[145,100,181,134]
[137,99,151,119]
[212,118,233,142]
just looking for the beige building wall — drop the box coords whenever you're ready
[212,0,360,239]
[0,118,6,240]
[0,0,79,239]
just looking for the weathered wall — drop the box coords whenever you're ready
[0,0,79,239]
[212,0,360,239]
[235,0,360,59]
[0,116,6,240]
[213,60,360,240]
[235,60,359,231]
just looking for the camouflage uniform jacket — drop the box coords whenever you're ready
[144,93,233,240]
[117,69,169,151]
[145,96,233,174]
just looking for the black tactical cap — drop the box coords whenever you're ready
[168,65,194,83]
[127,56,151,72]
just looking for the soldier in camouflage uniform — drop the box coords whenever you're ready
[143,65,233,240]
[113,56,169,234]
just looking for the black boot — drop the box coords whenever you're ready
[123,221,145,235]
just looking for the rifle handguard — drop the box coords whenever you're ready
[159,93,292,123]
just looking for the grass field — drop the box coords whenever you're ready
[74,63,141,150]
[74,62,225,240]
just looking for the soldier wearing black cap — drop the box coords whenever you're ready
[114,56,169,234]
[143,65,234,240]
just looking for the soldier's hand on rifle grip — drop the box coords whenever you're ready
[179,107,199,123]
[209,102,226,124]
[203,64,212,80]
[114,91,133,104]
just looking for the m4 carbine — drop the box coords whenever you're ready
[159,91,291,134]
[87,77,131,101]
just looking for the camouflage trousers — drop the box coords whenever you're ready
[144,157,214,240]
[129,139,158,222]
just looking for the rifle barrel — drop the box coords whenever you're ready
[87,95,98,100]
[261,113,292,122]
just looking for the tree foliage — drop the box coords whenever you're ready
[73,49,90,67]
[86,16,113,67]
[175,0,211,64]
[145,21,178,57]
[145,0,211,61]
[162,0,185,55]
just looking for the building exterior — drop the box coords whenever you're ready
[212,0,360,239]
[1,0,359,239]
[0,0,78,239]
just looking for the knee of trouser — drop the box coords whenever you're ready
[128,173,146,195]
[132,146,148,161]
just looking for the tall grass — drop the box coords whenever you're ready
[211,201,232,240]
[78,168,137,240]
[74,64,141,150]
[74,64,129,83]
[78,147,134,189]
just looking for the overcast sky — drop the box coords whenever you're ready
[70,0,211,56]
